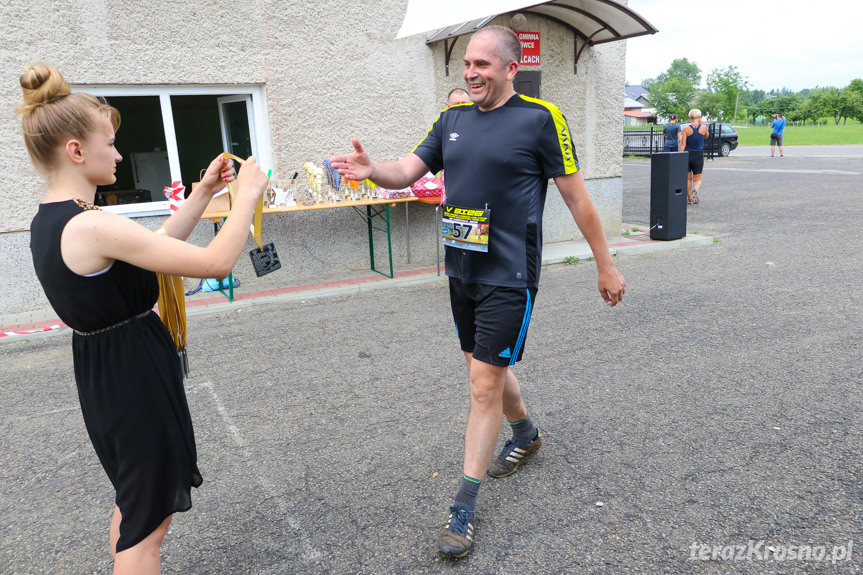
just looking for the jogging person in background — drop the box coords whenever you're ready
[770,113,786,157]
[680,108,709,205]
[662,114,682,152]
[330,25,625,558]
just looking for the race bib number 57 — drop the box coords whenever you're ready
[442,204,491,252]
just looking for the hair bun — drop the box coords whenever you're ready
[19,63,71,111]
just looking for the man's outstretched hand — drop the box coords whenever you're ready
[329,138,373,182]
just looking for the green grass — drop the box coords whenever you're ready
[736,122,863,146]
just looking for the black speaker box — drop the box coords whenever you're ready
[649,152,687,240]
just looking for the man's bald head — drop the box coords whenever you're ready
[446,88,470,107]
[472,25,522,67]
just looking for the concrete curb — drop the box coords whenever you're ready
[0,232,714,342]
[613,234,715,256]
[185,271,450,318]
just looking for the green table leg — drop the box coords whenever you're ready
[358,204,395,278]
[212,219,235,302]
[366,205,375,273]
[383,203,393,277]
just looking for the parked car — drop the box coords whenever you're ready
[705,122,739,157]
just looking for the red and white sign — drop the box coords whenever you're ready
[163,181,185,212]
[0,324,64,338]
[518,31,540,65]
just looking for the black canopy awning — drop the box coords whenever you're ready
[397,0,656,74]
[424,0,656,45]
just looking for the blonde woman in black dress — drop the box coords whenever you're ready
[19,63,268,574]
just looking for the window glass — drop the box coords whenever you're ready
[171,95,225,190]
[80,86,268,215]
[96,97,167,206]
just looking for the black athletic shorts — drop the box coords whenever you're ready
[449,277,536,367]
[770,133,783,146]
[688,151,704,175]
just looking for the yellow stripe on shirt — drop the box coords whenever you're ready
[518,94,579,174]
[412,112,443,154]
[411,102,475,153]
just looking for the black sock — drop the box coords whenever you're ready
[453,474,482,512]
[510,416,538,444]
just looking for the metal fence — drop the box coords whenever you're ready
[623,125,721,158]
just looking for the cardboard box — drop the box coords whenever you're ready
[194,182,232,214]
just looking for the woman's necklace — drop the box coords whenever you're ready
[72,198,101,211]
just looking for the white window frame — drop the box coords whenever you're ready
[73,85,272,217]
[217,95,259,158]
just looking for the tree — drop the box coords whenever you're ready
[798,88,830,124]
[770,93,801,119]
[849,80,863,122]
[641,77,655,93]
[706,66,748,122]
[692,91,725,121]
[644,58,702,120]
[751,97,777,123]
[663,58,701,87]
[737,89,767,123]
[749,89,766,103]
[813,87,859,125]
[836,88,862,124]
[649,75,696,120]
[794,97,818,125]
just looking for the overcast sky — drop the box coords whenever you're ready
[625,0,863,92]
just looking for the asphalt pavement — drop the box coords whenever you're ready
[2,147,863,574]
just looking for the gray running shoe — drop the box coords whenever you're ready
[486,432,542,478]
[438,505,476,558]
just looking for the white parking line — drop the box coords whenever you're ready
[15,405,81,420]
[198,380,322,562]
[708,167,861,175]
[625,163,861,175]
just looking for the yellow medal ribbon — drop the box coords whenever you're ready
[152,154,265,376]
[154,226,189,376]
[221,152,264,250]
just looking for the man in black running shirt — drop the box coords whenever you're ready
[331,25,625,558]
